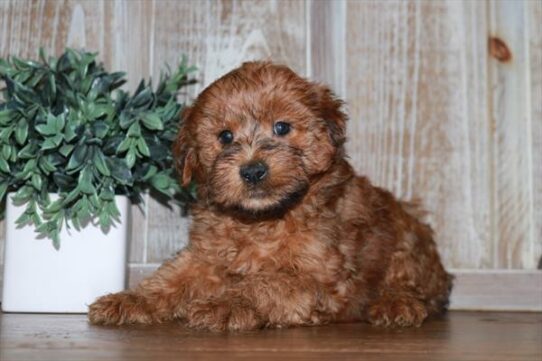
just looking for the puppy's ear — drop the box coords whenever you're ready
[173,106,197,187]
[312,84,347,147]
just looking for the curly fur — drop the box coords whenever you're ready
[89,62,452,331]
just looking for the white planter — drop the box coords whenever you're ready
[1,194,129,313]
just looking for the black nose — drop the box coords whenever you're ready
[240,161,268,184]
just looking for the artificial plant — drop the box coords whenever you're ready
[0,48,196,248]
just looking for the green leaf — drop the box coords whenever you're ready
[0,127,13,143]
[78,168,95,194]
[38,155,57,173]
[91,121,109,139]
[13,185,33,202]
[107,157,131,184]
[0,109,12,123]
[2,145,12,159]
[99,187,115,201]
[142,165,158,181]
[12,80,38,104]
[116,137,131,153]
[126,147,136,168]
[0,183,7,201]
[31,174,42,190]
[64,122,77,142]
[106,201,121,219]
[47,73,57,99]
[87,104,110,120]
[18,143,38,159]
[127,122,141,137]
[93,150,110,176]
[136,137,150,157]
[63,187,80,204]
[99,209,112,230]
[52,113,65,132]
[15,119,28,144]
[18,159,37,180]
[0,158,10,173]
[130,87,152,108]
[141,113,163,130]
[151,173,170,191]
[89,193,101,208]
[59,144,74,157]
[35,123,57,136]
[53,172,74,189]
[119,112,134,129]
[41,134,63,151]
[15,212,32,227]
[52,231,60,250]
[67,144,89,170]
[46,199,63,213]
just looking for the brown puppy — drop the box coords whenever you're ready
[88,62,452,331]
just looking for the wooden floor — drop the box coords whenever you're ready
[0,311,540,361]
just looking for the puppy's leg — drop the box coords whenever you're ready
[184,273,326,331]
[367,229,452,327]
[88,251,226,325]
[185,294,263,332]
[232,273,327,329]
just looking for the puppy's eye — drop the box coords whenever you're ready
[273,121,291,136]
[218,130,234,144]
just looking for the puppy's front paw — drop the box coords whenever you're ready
[368,296,428,328]
[88,292,154,326]
[187,298,263,332]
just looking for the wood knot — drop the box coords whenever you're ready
[489,36,512,63]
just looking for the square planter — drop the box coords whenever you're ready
[1,194,129,313]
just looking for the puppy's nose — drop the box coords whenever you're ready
[240,161,268,184]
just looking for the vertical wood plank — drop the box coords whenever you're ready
[527,0,542,269]
[145,0,307,262]
[309,0,346,98]
[345,0,492,269]
[488,0,538,269]
[107,0,156,263]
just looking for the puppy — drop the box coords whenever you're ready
[89,62,452,331]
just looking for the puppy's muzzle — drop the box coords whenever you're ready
[240,161,268,185]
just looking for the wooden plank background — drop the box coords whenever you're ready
[0,0,540,310]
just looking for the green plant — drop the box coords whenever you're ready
[0,49,196,249]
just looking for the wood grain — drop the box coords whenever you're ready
[343,0,541,269]
[1,312,541,361]
[527,0,542,271]
[309,0,346,97]
[0,0,541,310]
[488,0,538,269]
[345,0,492,269]
[449,270,542,311]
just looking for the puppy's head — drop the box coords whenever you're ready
[174,62,346,217]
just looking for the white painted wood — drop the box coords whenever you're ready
[527,0,542,272]
[488,0,538,269]
[309,0,347,97]
[345,0,493,268]
[450,270,542,311]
